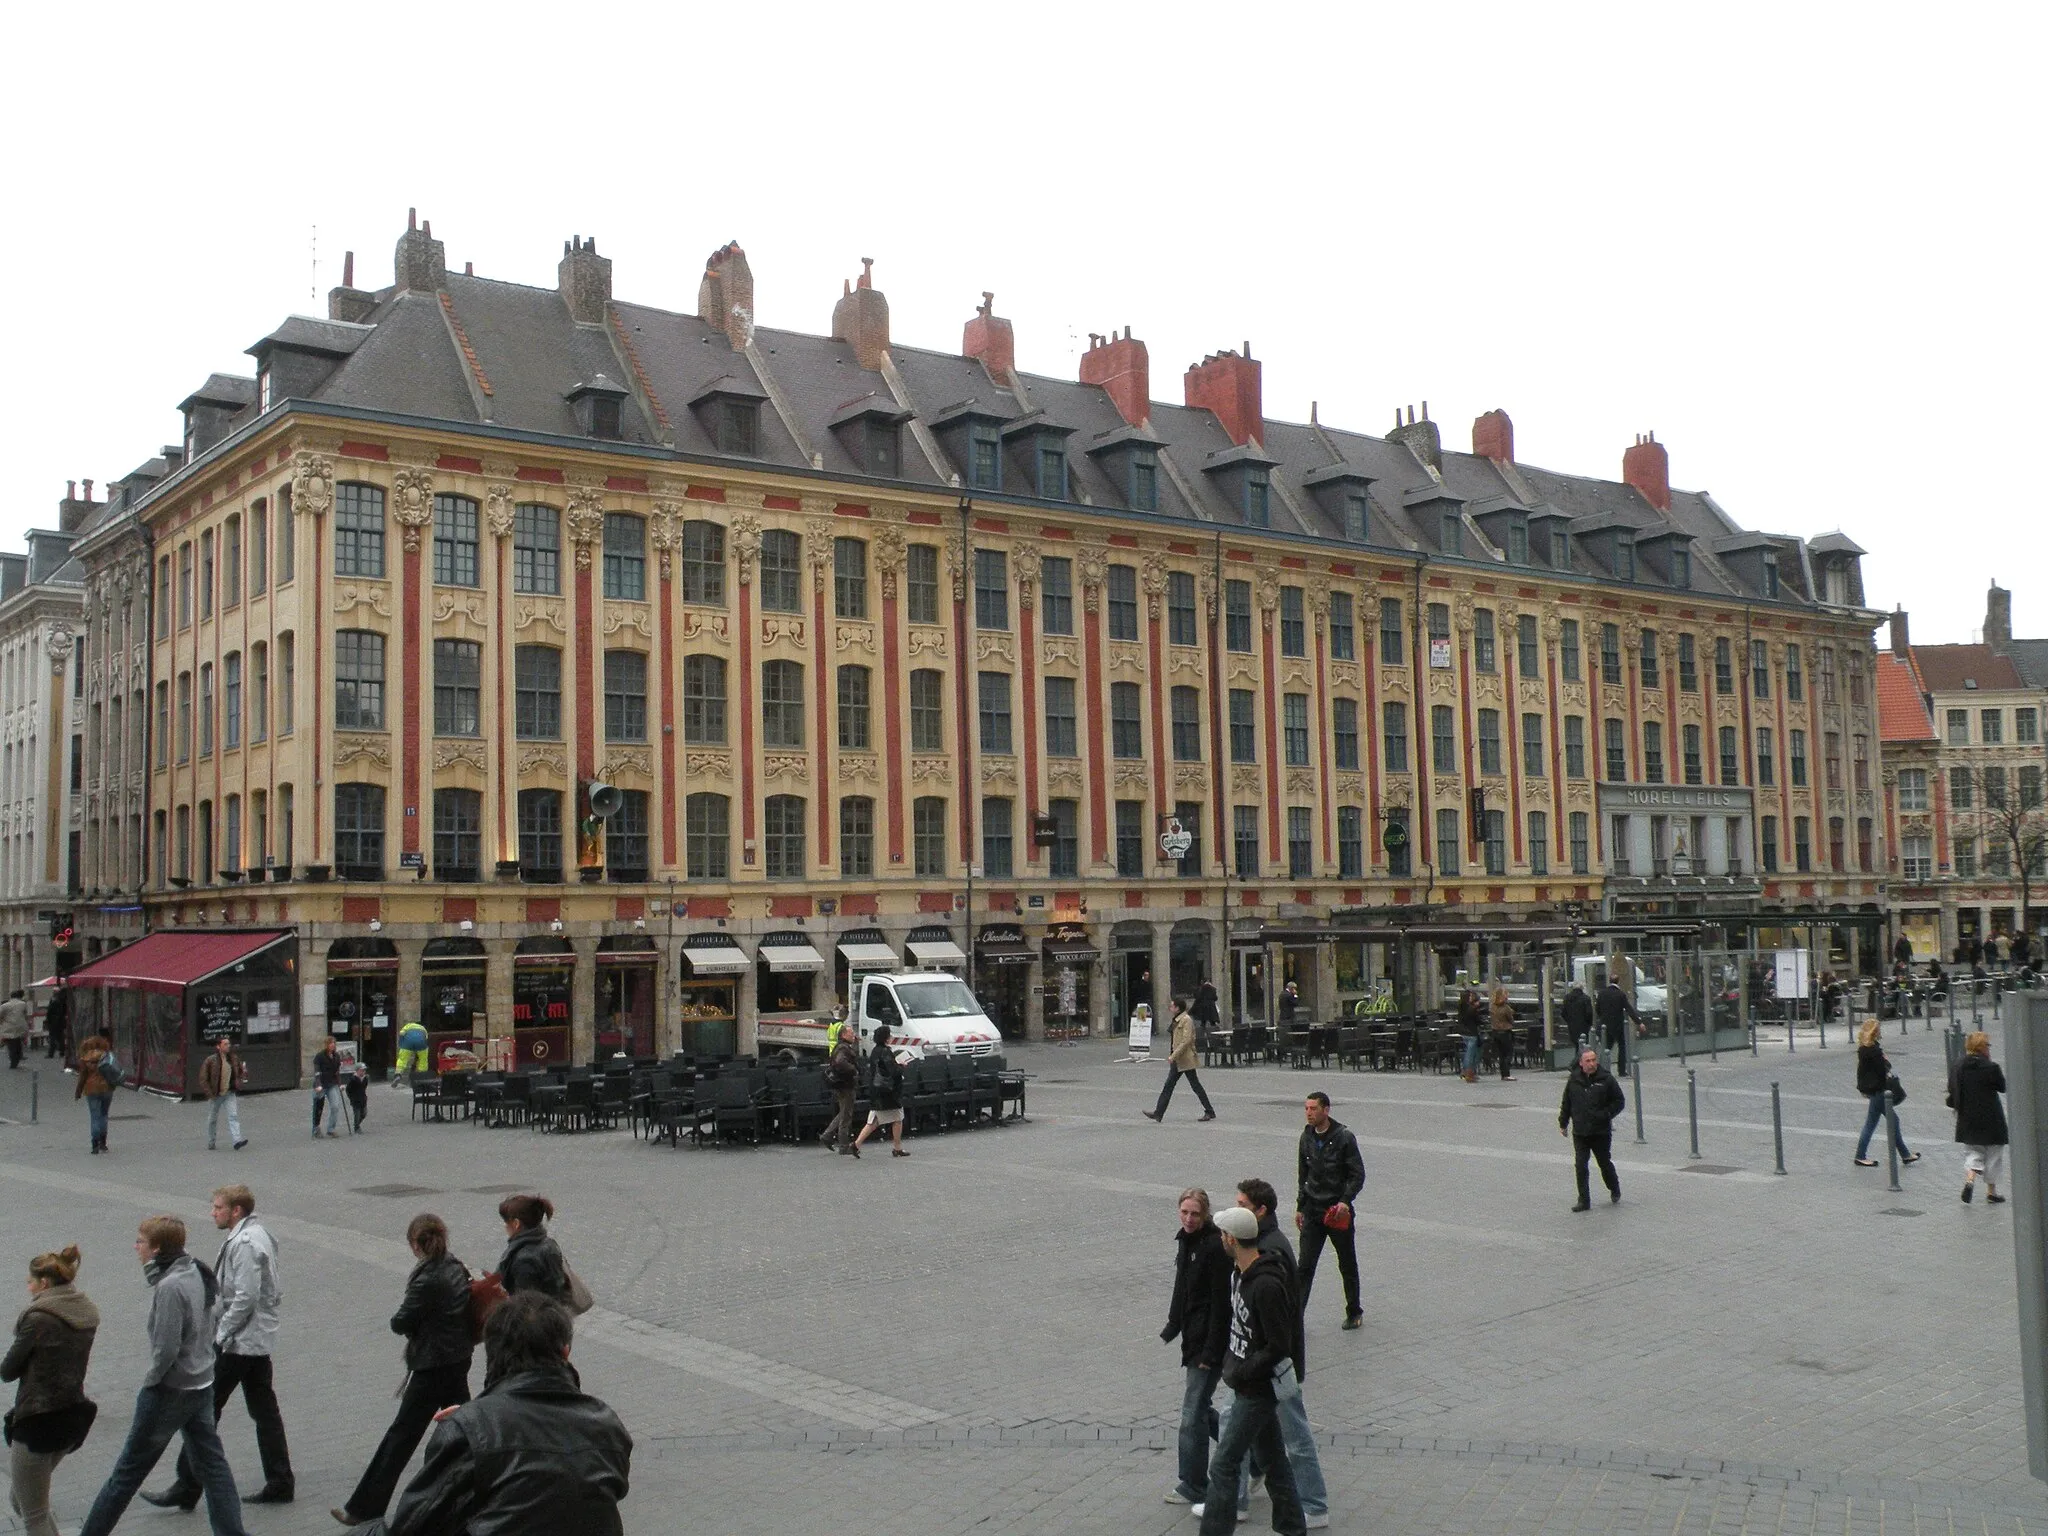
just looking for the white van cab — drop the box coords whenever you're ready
[754,971,1003,1059]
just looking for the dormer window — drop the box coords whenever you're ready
[1551,528,1571,569]
[718,399,755,455]
[1616,536,1636,582]
[258,368,273,411]
[970,427,1001,490]
[1131,452,1158,512]
[1440,511,1462,557]
[827,395,908,477]
[1037,443,1068,500]
[1506,517,1528,565]
[1762,551,1780,598]
[1670,546,1691,589]
[1344,493,1369,542]
[1245,469,1270,527]
[567,373,630,442]
[687,375,766,457]
[593,396,624,440]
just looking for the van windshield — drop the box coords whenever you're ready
[894,978,980,1019]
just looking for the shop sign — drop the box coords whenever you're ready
[978,924,1027,947]
[1158,816,1193,860]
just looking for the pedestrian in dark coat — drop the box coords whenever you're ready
[1561,983,1594,1051]
[1852,1021,1917,1167]
[1892,935,1914,970]
[820,1035,863,1153]
[1191,981,1222,1040]
[851,1025,907,1158]
[1231,1182,1326,1523]
[1951,1032,2009,1204]
[1160,1190,1231,1506]
[1294,1093,1365,1326]
[3,1244,99,1536]
[1196,1208,1306,1536]
[333,1215,474,1525]
[74,1036,116,1155]
[1594,979,1641,1073]
[1557,1047,1626,1210]
[41,986,68,1062]
[1488,984,1518,1082]
[495,1195,569,1302]
[1456,989,1484,1082]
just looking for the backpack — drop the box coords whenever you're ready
[96,1054,123,1090]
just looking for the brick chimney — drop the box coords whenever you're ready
[557,235,612,324]
[831,258,890,372]
[1986,582,2012,652]
[1387,403,1441,472]
[1184,345,1262,446]
[1888,607,1910,655]
[1623,432,1670,512]
[1080,327,1151,427]
[392,208,447,294]
[328,250,377,324]
[57,479,97,534]
[963,292,1015,380]
[1471,408,1514,463]
[697,242,754,350]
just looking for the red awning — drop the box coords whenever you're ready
[64,930,295,997]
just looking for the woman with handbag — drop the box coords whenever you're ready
[1853,1020,1919,1168]
[495,1195,570,1302]
[1456,989,1485,1083]
[1488,984,1518,1082]
[1951,1031,2009,1204]
[330,1214,473,1527]
[2,1244,99,1536]
[73,1036,117,1155]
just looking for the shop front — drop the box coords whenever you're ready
[834,928,900,1011]
[324,937,399,1078]
[1169,920,1211,1007]
[64,929,299,1096]
[1042,922,1099,1038]
[757,932,826,1052]
[1109,923,1153,1036]
[973,923,1033,1039]
[595,936,658,1059]
[676,933,746,1058]
[420,937,488,1065]
[1896,908,1942,963]
[905,925,968,976]
[511,936,574,1066]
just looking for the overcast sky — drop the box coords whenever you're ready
[5,2,2040,645]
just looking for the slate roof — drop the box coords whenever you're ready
[2004,639,2048,690]
[1876,650,1936,743]
[132,233,1876,616]
[1910,644,2027,694]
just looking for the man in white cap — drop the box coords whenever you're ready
[1195,1206,1305,1536]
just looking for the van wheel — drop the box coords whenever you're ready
[777,1048,800,1066]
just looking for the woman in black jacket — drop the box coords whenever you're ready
[852,1025,908,1158]
[332,1214,475,1525]
[3,1243,98,1536]
[1952,1031,2009,1204]
[1853,1021,1920,1168]
[1190,981,1221,1041]
[1160,1189,1231,1505]
[1457,988,1485,1083]
[495,1194,569,1300]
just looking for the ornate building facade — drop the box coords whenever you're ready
[80,214,1886,1069]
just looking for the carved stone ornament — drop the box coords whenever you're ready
[434,592,486,626]
[1427,668,1459,701]
[873,526,905,601]
[1174,765,1208,792]
[518,746,567,777]
[484,483,516,539]
[807,518,835,590]
[1168,648,1202,676]
[1379,666,1410,696]
[1112,644,1147,677]
[1114,762,1148,790]
[911,755,951,785]
[334,583,393,618]
[1254,566,1281,615]
[840,753,879,783]
[1229,655,1258,687]
[730,513,762,586]
[601,749,653,780]
[976,632,1015,665]
[1043,635,1081,667]
[1286,767,1317,795]
[1011,543,1042,608]
[1048,763,1084,793]
[1336,773,1366,798]
[765,752,808,783]
[1560,680,1589,710]
[390,468,435,552]
[835,622,876,655]
[761,615,807,649]
[1452,593,1475,634]
[1542,608,1562,644]
[335,735,392,768]
[648,503,680,580]
[680,611,730,644]
[292,451,336,520]
[45,625,74,671]
[1142,552,1170,619]
[1231,765,1261,795]
[564,489,605,569]
[980,755,1018,790]
[1381,776,1413,808]
[433,741,486,772]
[1078,547,1109,612]
[945,534,967,603]
[514,601,566,635]
[602,608,653,640]
[1331,664,1361,691]
[1433,775,1464,802]
[906,627,946,659]
[684,751,733,779]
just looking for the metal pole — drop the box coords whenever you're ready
[1687,1068,1701,1159]
[1770,1081,1786,1175]
[1632,1052,1645,1144]
[1706,962,1718,1062]
[1884,1099,1903,1193]
[29,1070,36,1124]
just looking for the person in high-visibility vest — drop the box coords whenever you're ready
[825,1008,849,1054]
[394,1020,431,1085]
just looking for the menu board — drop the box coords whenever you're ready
[197,991,243,1042]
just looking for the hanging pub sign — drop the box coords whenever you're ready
[1158,815,1193,860]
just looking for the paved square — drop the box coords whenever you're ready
[0,1017,2041,1534]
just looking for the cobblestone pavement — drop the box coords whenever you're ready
[0,1010,2040,1534]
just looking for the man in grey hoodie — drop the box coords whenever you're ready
[75,1216,249,1536]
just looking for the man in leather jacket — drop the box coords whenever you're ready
[352,1292,630,1536]
[1558,1047,1627,1211]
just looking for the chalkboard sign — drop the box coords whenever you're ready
[197,991,243,1042]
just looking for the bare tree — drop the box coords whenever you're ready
[1954,764,2048,941]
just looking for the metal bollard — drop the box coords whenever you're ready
[29,1070,37,1124]
[1771,1081,1786,1175]
[1632,1053,1645,1145]
[1750,1020,1759,1057]
[1817,1003,1827,1050]
[1884,1100,1903,1193]
[1687,1068,1701,1160]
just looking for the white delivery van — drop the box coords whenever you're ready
[754,971,1003,1060]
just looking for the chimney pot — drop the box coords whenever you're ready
[832,261,891,370]
[557,233,612,324]
[1183,348,1263,446]
[697,242,756,349]
[342,250,355,288]
[464,261,473,275]
[1079,326,1151,427]
[964,292,1017,381]
[408,207,417,230]
[82,479,92,501]
[1986,582,2013,652]
[1888,607,1911,656]
[66,480,75,501]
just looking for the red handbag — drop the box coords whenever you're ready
[1321,1203,1352,1231]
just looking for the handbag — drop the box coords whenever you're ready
[563,1265,595,1316]
[1320,1203,1353,1231]
[3,1399,97,1455]
[467,1272,506,1343]
[1886,1074,1907,1105]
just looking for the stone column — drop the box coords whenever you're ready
[1315,940,1338,1023]
[1025,958,1046,1041]
[483,934,516,1068]
[570,933,598,1064]
[1150,919,1174,1020]
[396,937,423,1036]
[1089,934,1111,1038]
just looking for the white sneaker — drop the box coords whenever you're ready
[1306,1517,1331,1530]
[1189,1507,1249,1524]
[1164,1491,1191,1505]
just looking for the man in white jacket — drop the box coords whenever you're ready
[142,1185,296,1508]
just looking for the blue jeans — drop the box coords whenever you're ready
[78,1384,248,1536]
[1202,1388,1304,1536]
[206,1092,241,1149]
[1235,1363,1328,1517]
[1461,1034,1482,1074]
[86,1093,110,1148]
[314,1086,344,1135]
[1856,1092,1910,1160]
[1175,1364,1222,1501]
